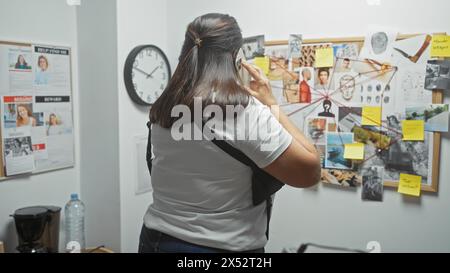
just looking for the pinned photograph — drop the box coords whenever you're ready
[4,137,33,158]
[298,67,315,103]
[338,106,362,132]
[242,35,265,60]
[282,79,299,103]
[424,60,450,90]
[305,117,327,145]
[321,169,361,187]
[32,112,45,127]
[359,26,398,63]
[288,34,303,59]
[9,52,32,71]
[265,45,293,81]
[405,104,449,132]
[361,166,384,201]
[334,43,360,59]
[294,43,332,69]
[353,125,391,150]
[3,104,17,129]
[314,67,332,92]
[325,132,353,170]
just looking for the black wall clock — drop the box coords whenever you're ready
[124,45,171,106]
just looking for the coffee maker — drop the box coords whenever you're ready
[12,206,61,253]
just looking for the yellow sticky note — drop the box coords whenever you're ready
[344,143,365,160]
[431,35,450,57]
[254,56,270,75]
[398,173,421,197]
[314,47,334,68]
[402,120,424,141]
[362,106,382,126]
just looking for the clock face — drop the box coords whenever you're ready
[124,45,171,105]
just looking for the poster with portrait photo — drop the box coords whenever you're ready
[0,45,33,94]
[1,96,34,132]
[242,35,265,60]
[33,95,74,171]
[8,46,33,93]
[32,45,71,93]
[359,26,398,63]
[0,95,47,162]
[3,136,35,176]
[361,166,384,201]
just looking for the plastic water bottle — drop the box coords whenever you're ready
[64,193,86,253]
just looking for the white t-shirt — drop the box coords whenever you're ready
[143,98,293,251]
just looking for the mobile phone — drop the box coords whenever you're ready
[235,48,251,87]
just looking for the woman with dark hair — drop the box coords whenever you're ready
[140,13,320,253]
[15,55,30,69]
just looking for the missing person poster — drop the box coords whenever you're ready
[33,95,74,172]
[1,96,36,176]
[0,44,34,94]
[32,45,71,93]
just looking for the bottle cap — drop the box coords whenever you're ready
[70,193,79,201]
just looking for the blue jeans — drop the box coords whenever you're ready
[138,225,265,253]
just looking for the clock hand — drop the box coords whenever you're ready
[147,66,160,78]
[133,67,151,78]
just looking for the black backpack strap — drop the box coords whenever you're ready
[146,121,152,175]
[210,138,253,167]
[210,138,274,240]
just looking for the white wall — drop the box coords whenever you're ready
[116,0,167,252]
[165,0,450,252]
[0,0,80,252]
[77,0,121,252]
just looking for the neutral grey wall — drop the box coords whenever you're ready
[116,0,168,253]
[165,0,450,252]
[77,0,121,252]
